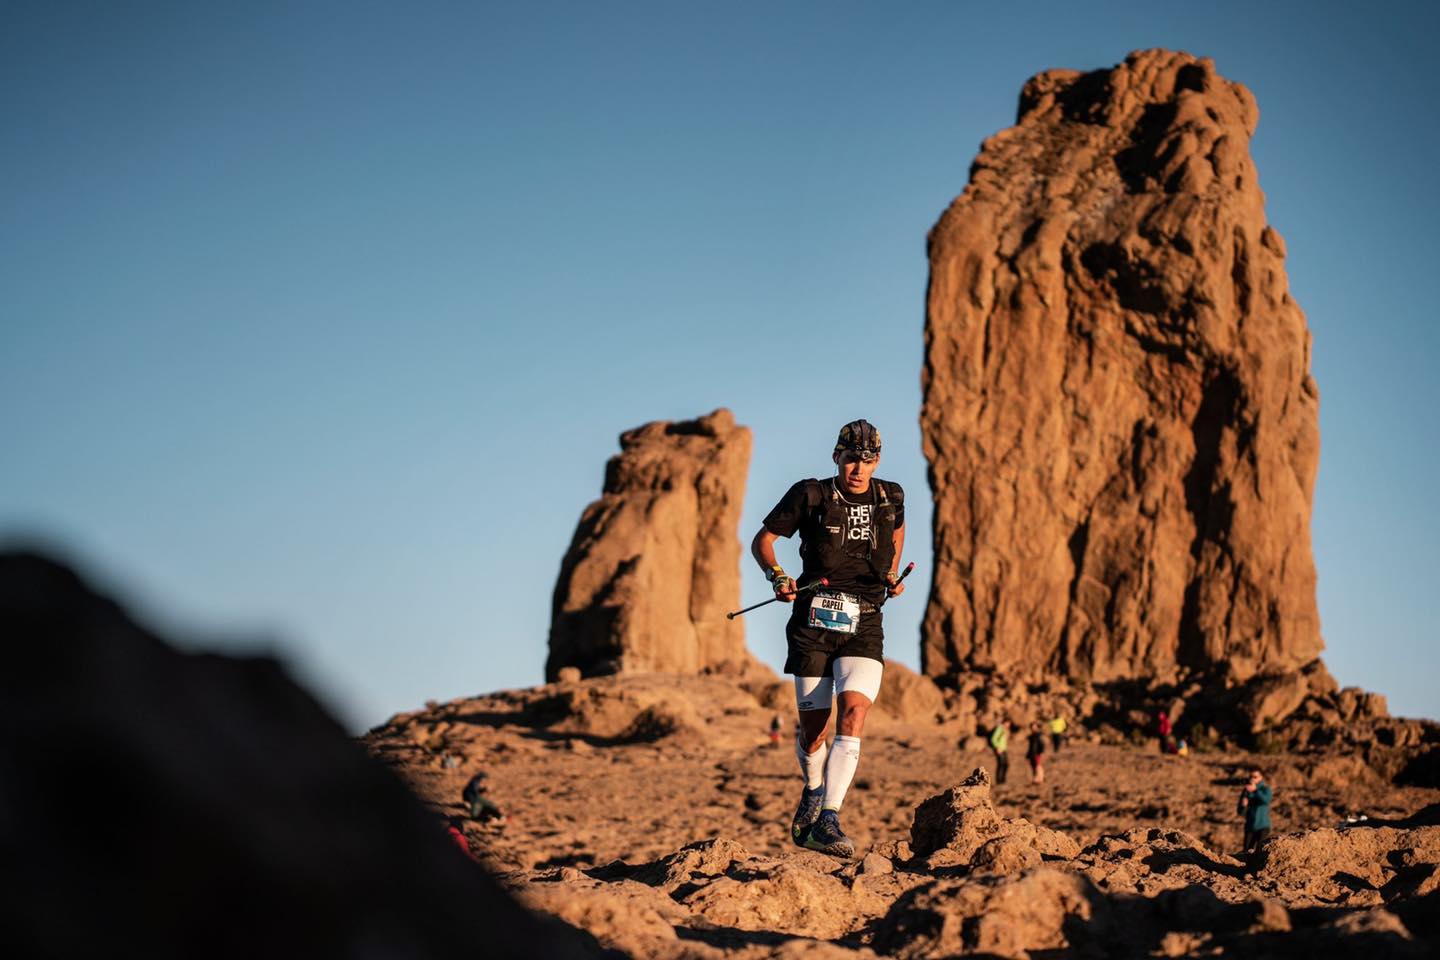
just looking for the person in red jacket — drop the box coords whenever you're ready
[1025,722,1048,784]
[1157,710,1173,753]
[444,817,476,861]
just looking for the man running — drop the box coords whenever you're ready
[751,419,905,858]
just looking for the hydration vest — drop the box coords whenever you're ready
[797,477,902,584]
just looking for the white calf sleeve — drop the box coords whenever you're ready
[796,731,828,789]
[822,735,862,811]
[794,675,834,789]
[833,656,884,703]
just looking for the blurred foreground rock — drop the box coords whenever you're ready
[0,552,597,959]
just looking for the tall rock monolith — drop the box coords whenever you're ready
[921,50,1322,686]
[548,408,758,680]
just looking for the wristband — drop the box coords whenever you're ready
[767,565,788,584]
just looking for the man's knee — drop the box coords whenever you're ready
[797,709,831,749]
[836,695,871,736]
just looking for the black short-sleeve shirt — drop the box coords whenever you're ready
[763,479,905,603]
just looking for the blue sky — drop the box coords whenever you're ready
[3,1,1436,730]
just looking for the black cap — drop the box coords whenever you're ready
[834,419,881,461]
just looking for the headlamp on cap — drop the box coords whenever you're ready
[834,420,881,462]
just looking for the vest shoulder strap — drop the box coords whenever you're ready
[877,479,903,506]
[802,478,832,510]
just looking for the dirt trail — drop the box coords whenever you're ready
[365,674,1440,958]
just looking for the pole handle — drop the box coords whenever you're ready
[726,577,829,619]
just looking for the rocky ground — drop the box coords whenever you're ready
[363,672,1440,958]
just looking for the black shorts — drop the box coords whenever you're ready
[783,599,884,677]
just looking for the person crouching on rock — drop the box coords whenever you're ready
[1238,768,1272,857]
[462,772,505,825]
[750,419,906,859]
[1026,722,1047,784]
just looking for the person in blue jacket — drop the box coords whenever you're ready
[1237,768,1272,854]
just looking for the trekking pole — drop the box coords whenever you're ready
[726,578,830,620]
[892,561,916,586]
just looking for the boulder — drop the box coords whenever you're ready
[548,409,756,679]
[910,768,1006,860]
[1077,828,1244,896]
[681,860,882,941]
[920,50,1323,685]
[874,868,1114,959]
[516,880,684,956]
[858,852,894,876]
[634,837,750,890]
[970,834,1042,875]
[1336,687,1367,721]
[1256,825,1440,904]
[1238,671,1311,732]
[910,768,1079,868]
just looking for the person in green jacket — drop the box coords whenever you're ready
[1237,768,1272,853]
[988,720,1010,785]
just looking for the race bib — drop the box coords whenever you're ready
[808,591,861,634]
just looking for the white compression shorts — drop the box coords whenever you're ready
[793,656,885,711]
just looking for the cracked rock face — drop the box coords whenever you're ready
[921,49,1322,685]
[548,409,757,680]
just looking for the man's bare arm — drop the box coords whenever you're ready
[751,527,797,600]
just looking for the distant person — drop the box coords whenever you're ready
[1026,722,1048,784]
[1238,768,1273,856]
[768,714,783,748]
[444,816,476,860]
[462,772,505,824]
[988,720,1010,785]
[750,419,907,859]
[1156,710,1173,753]
[1049,714,1067,752]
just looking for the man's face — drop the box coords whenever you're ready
[833,450,879,494]
[1249,770,1263,785]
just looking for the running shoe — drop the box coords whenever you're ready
[801,809,855,859]
[790,785,824,847]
